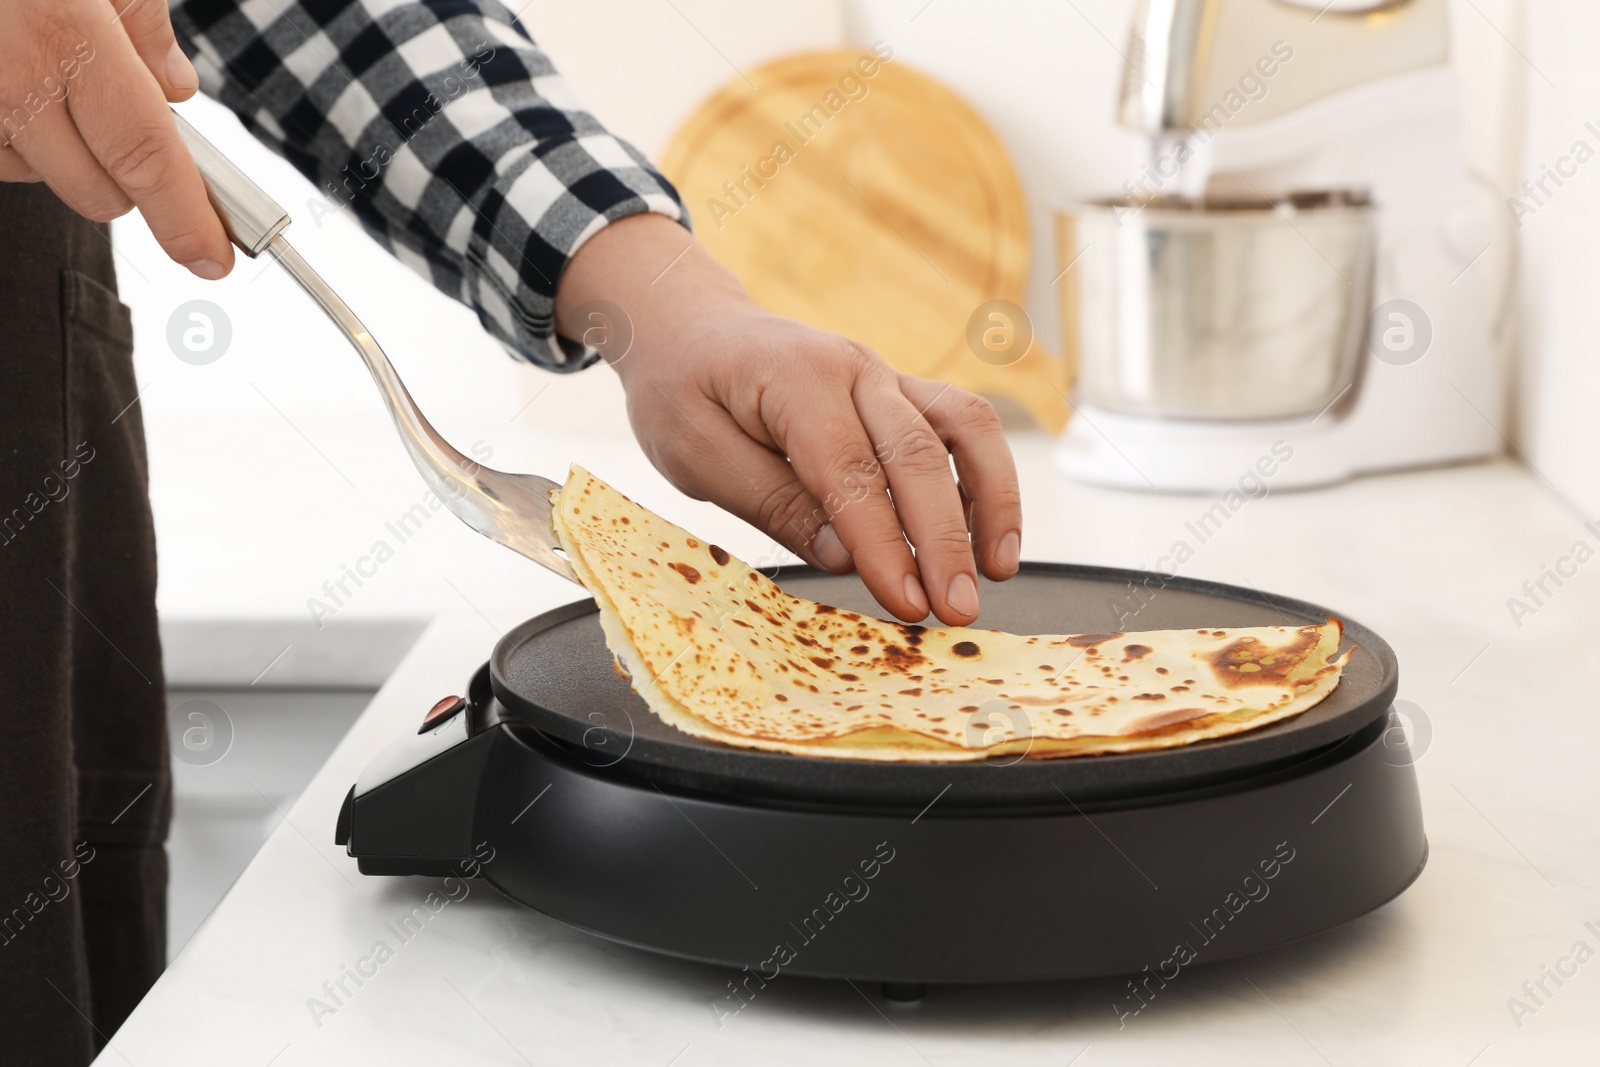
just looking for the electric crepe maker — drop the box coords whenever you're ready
[337,564,1425,997]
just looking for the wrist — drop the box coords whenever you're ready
[555,211,760,385]
[555,213,746,332]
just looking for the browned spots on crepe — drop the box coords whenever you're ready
[550,465,1349,763]
[1207,626,1326,688]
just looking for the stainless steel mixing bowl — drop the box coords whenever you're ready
[1057,192,1376,421]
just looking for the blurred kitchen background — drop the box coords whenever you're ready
[129,0,1589,956]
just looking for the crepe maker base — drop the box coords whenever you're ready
[339,564,1426,986]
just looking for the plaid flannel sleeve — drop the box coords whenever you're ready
[168,0,688,370]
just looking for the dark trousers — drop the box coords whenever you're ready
[0,183,171,1065]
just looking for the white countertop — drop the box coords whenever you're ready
[105,454,1600,1065]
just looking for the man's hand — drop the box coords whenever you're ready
[0,0,233,278]
[556,214,1022,626]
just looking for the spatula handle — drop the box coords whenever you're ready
[170,107,291,257]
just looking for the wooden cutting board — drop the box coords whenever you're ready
[659,49,1067,430]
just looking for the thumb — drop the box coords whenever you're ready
[113,0,199,100]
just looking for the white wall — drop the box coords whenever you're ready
[1507,0,1600,518]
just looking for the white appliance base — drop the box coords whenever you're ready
[1056,408,1378,493]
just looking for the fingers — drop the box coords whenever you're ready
[113,0,200,101]
[620,317,1021,626]
[0,145,40,182]
[7,106,132,221]
[65,14,232,277]
[774,369,932,623]
[899,375,1022,581]
[853,374,982,625]
[650,395,853,573]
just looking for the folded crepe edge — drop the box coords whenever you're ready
[551,469,1351,763]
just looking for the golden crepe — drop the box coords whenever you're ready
[550,466,1349,761]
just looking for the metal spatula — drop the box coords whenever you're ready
[172,110,575,582]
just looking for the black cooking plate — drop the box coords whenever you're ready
[489,563,1398,809]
